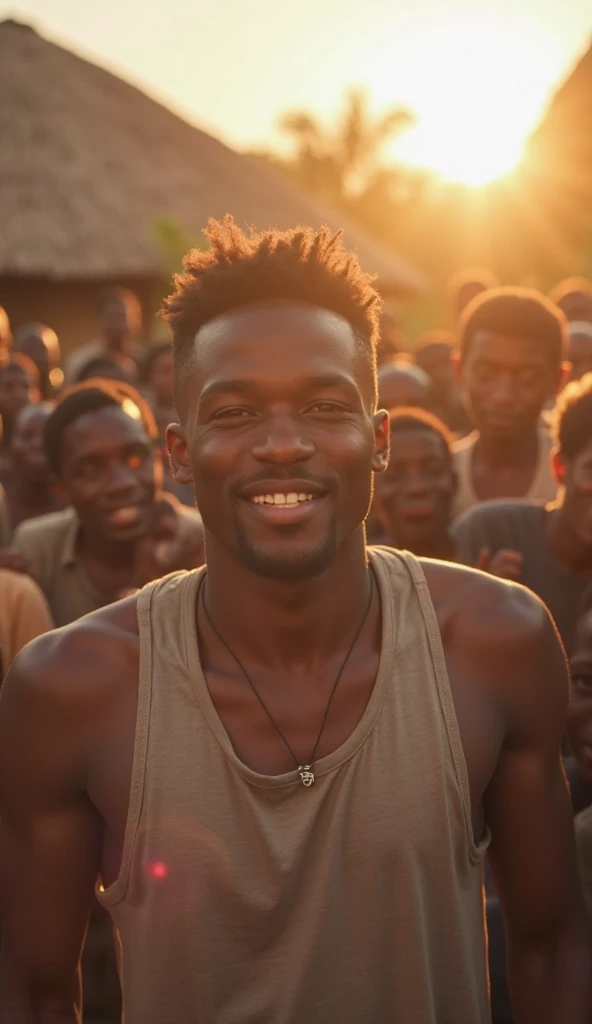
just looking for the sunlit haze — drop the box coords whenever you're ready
[2,0,592,189]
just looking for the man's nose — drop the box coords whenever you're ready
[104,459,142,493]
[251,413,315,465]
[403,471,429,496]
[489,374,515,404]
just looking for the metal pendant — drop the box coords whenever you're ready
[298,765,315,787]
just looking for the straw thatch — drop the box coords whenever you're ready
[0,19,425,295]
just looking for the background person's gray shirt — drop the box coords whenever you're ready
[453,499,591,654]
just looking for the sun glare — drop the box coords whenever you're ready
[370,17,556,188]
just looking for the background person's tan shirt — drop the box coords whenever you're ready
[0,569,54,678]
[13,502,203,626]
[452,427,558,521]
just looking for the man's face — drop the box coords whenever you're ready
[559,439,592,547]
[100,301,137,344]
[149,349,175,409]
[567,332,592,382]
[11,405,53,484]
[568,610,592,780]
[0,367,34,424]
[462,331,558,441]
[416,344,456,401]
[374,427,455,550]
[60,405,158,544]
[168,302,389,580]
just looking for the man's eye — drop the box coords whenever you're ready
[308,402,346,414]
[127,454,145,470]
[572,675,592,692]
[518,370,540,387]
[212,407,253,420]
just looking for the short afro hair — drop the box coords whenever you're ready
[459,287,566,370]
[161,216,382,408]
[554,372,592,461]
[44,380,157,476]
[388,407,454,465]
[549,277,592,307]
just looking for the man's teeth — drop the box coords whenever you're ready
[109,506,140,524]
[251,493,314,506]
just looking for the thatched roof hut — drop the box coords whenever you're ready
[0,19,424,349]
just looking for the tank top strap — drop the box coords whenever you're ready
[369,547,481,864]
[100,570,203,905]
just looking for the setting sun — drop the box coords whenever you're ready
[370,16,558,187]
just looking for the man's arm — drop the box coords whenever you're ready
[0,633,101,1023]
[484,589,592,1023]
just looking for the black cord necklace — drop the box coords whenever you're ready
[201,570,375,788]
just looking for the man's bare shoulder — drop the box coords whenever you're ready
[4,595,140,710]
[420,558,564,695]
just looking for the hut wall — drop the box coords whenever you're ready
[0,276,164,354]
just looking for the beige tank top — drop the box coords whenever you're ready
[98,547,491,1023]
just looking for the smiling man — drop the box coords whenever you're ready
[11,380,203,625]
[0,220,590,1024]
[453,288,565,519]
[373,407,458,560]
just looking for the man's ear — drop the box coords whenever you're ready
[372,410,390,474]
[166,424,194,486]
[551,446,565,486]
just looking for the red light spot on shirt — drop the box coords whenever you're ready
[148,860,168,880]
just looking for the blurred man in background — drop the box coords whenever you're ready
[140,341,194,505]
[415,328,472,434]
[3,404,63,531]
[377,356,430,410]
[75,352,139,386]
[454,373,592,654]
[13,381,203,626]
[376,310,403,365]
[14,322,63,399]
[549,277,592,325]
[0,307,12,353]
[65,287,145,384]
[452,288,565,519]
[140,342,175,435]
[448,267,499,322]
[373,408,457,560]
[0,353,40,479]
[567,322,592,382]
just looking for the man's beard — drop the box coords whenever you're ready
[233,517,339,581]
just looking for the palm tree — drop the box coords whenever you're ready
[278,88,415,204]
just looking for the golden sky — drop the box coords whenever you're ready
[3,0,592,186]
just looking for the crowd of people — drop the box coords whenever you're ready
[0,226,591,1022]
